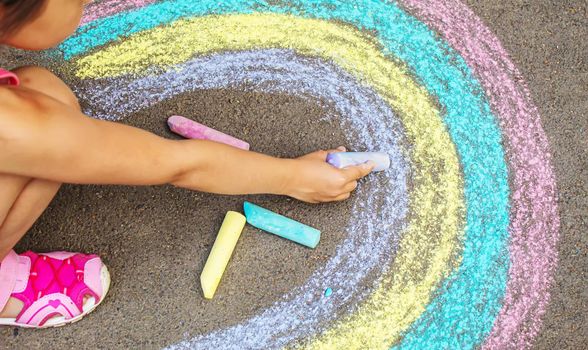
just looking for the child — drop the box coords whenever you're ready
[0,0,374,328]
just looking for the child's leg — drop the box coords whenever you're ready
[0,66,80,258]
[0,176,61,259]
[0,66,80,317]
[0,177,61,318]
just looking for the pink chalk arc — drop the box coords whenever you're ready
[81,0,156,25]
[399,0,560,348]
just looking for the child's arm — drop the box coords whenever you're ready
[0,87,373,203]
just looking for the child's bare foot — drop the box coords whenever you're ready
[0,297,23,318]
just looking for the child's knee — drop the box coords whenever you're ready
[11,66,80,111]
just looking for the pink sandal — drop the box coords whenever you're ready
[0,68,19,86]
[0,250,110,328]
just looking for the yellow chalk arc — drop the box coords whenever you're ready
[76,14,465,348]
[200,211,247,299]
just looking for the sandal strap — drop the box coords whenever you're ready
[16,293,81,327]
[0,251,18,311]
[0,251,32,312]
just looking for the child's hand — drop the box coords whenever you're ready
[284,147,375,203]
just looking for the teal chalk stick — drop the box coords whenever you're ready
[243,202,321,248]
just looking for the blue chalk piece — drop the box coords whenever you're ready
[243,202,321,248]
[324,288,333,297]
[326,152,390,172]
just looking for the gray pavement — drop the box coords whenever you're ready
[1,1,586,349]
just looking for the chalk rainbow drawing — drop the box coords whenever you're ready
[56,0,559,348]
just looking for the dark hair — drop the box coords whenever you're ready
[0,0,46,37]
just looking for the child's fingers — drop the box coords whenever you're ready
[342,161,375,181]
[298,147,345,161]
[321,146,347,159]
[343,180,358,193]
[305,146,347,161]
[332,192,352,201]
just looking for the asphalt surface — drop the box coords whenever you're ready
[1,1,586,349]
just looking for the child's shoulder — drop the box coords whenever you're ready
[0,86,44,133]
[0,85,21,110]
[0,84,25,108]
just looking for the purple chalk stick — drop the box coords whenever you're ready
[326,152,390,172]
[167,115,250,150]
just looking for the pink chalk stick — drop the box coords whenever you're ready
[167,115,250,150]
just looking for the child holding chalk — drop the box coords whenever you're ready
[0,0,374,328]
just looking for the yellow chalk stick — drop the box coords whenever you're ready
[200,211,246,299]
